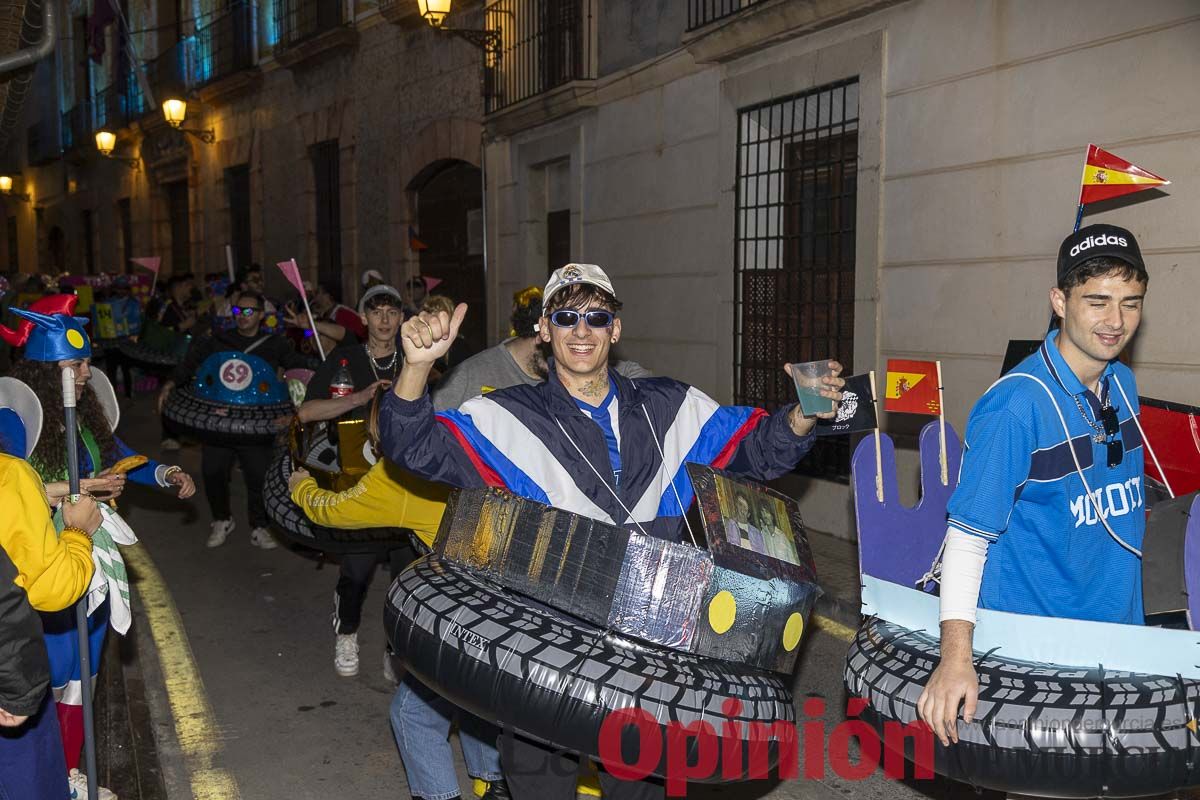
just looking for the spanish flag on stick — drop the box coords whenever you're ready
[1074,144,1169,231]
[884,359,950,485]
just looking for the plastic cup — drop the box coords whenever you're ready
[790,360,835,416]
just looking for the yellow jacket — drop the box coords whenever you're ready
[290,460,448,548]
[0,454,94,612]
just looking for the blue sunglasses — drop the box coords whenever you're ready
[231,305,262,317]
[548,309,614,329]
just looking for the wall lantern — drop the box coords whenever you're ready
[95,130,140,168]
[161,97,216,143]
[415,0,498,54]
[417,0,451,27]
[0,175,30,202]
[94,130,116,156]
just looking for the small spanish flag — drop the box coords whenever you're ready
[1079,144,1169,206]
[884,359,941,416]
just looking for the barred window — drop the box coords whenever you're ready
[735,78,859,482]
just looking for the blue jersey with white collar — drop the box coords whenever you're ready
[947,329,1145,624]
[573,382,622,487]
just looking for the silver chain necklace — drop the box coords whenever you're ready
[1072,394,1109,444]
[364,344,398,380]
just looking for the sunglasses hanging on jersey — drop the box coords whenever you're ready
[1101,405,1123,468]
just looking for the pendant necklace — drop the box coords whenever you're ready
[365,344,398,380]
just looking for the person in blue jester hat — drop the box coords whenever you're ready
[7,295,196,799]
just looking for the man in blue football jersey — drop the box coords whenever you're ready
[918,224,1150,746]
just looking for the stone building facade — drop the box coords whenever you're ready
[479,0,1200,537]
[0,0,489,308]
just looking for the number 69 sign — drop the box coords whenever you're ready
[219,358,254,391]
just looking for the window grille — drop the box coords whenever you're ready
[735,78,859,481]
[686,0,764,31]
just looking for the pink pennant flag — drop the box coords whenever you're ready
[276,259,306,297]
[130,256,161,273]
[423,276,443,292]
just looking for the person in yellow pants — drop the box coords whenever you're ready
[287,392,509,800]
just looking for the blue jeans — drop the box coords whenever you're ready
[390,675,502,800]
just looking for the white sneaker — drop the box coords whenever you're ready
[68,768,118,799]
[207,519,234,548]
[249,527,278,550]
[382,649,398,685]
[335,633,359,677]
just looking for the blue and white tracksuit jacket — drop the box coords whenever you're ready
[379,369,815,542]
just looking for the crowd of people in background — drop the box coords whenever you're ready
[0,263,502,799]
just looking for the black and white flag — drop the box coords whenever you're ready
[816,373,877,436]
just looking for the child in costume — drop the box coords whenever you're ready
[4,296,196,797]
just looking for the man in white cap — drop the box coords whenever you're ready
[379,263,843,799]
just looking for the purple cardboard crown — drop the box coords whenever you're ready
[852,421,962,591]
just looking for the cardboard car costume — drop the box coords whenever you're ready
[385,465,821,781]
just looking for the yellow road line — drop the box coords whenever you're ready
[125,543,241,800]
[811,613,856,642]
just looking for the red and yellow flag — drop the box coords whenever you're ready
[1079,144,1169,206]
[884,359,941,416]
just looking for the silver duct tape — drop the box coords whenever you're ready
[608,535,712,649]
[433,486,819,673]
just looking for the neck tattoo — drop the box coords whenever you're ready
[577,376,608,400]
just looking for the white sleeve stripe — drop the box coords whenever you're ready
[627,387,720,522]
[458,396,615,524]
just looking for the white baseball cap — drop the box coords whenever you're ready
[542,263,617,314]
[358,284,403,314]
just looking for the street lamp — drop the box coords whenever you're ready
[95,130,140,168]
[417,0,451,27]
[95,130,116,156]
[161,97,216,144]
[415,0,498,55]
[0,175,30,202]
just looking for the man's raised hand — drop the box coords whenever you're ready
[401,304,467,364]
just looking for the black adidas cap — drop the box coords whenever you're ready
[1057,224,1145,283]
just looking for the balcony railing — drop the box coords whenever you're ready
[93,74,146,133]
[193,2,258,89]
[275,0,345,50]
[485,0,594,114]
[686,0,764,31]
[144,41,191,104]
[61,101,93,152]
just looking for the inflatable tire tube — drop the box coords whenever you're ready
[116,338,181,371]
[386,556,797,782]
[844,617,1200,798]
[162,386,292,447]
[263,447,415,555]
